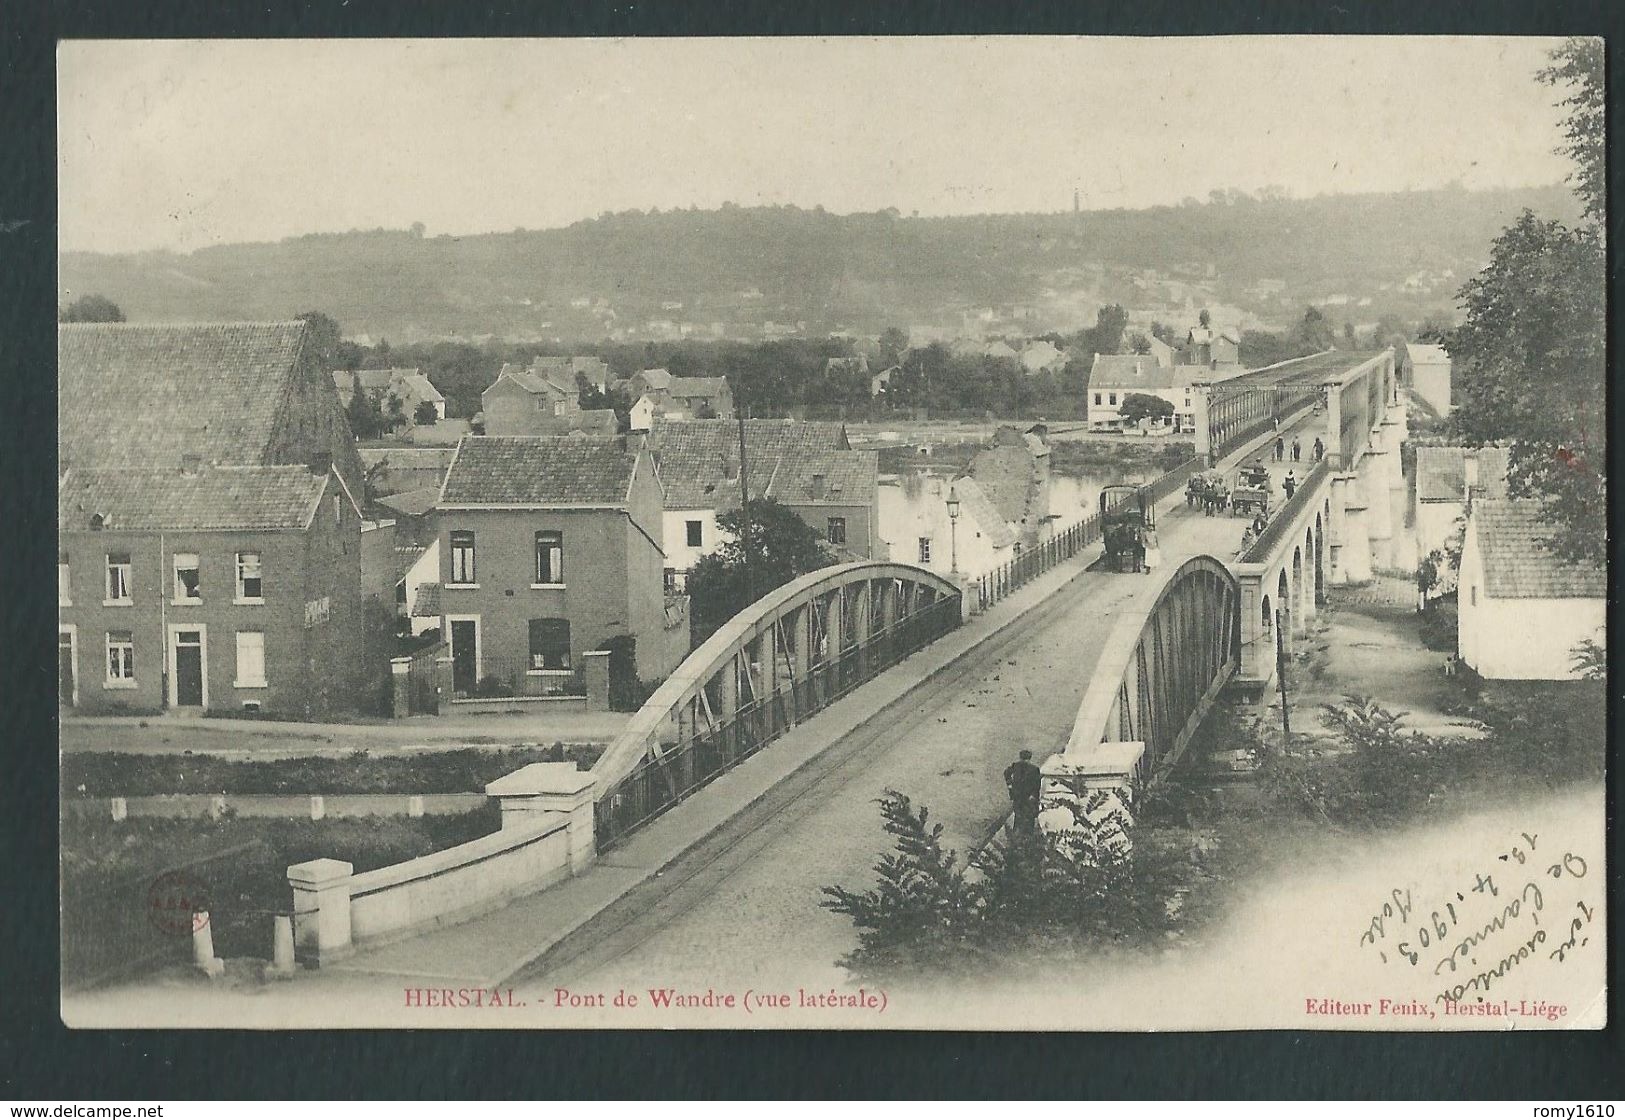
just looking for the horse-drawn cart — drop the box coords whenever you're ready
[1099,484,1155,573]
[1230,460,1273,519]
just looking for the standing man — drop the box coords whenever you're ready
[1274,434,1285,461]
[1312,436,1325,461]
[1004,749,1042,832]
[1283,470,1297,501]
[1291,437,1302,462]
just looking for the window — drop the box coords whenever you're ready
[918,537,932,563]
[235,551,264,602]
[1470,585,1477,606]
[535,530,564,585]
[827,517,847,546]
[59,552,70,605]
[105,552,133,603]
[333,495,342,526]
[685,520,704,548]
[528,618,572,671]
[1108,392,1118,406]
[553,400,568,417]
[449,531,477,584]
[173,553,201,602]
[1093,393,1102,406]
[234,631,267,687]
[105,630,135,683]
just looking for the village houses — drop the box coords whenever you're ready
[621,368,735,423]
[1404,342,1454,416]
[647,419,879,590]
[481,358,618,437]
[424,435,689,701]
[58,321,380,717]
[1457,499,1605,680]
[1413,445,1508,599]
[331,367,446,423]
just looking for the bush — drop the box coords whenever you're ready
[472,674,515,699]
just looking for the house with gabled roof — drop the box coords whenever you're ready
[1457,499,1605,680]
[481,360,617,437]
[57,321,379,717]
[426,435,687,700]
[1086,354,1207,433]
[1413,445,1509,597]
[332,367,446,424]
[648,419,878,582]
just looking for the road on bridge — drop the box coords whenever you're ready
[515,490,1258,996]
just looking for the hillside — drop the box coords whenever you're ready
[59,185,1578,343]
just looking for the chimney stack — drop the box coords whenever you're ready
[810,473,827,499]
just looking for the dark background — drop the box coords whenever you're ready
[3,0,1621,1099]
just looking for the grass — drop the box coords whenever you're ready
[61,744,607,798]
[61,806,501,986]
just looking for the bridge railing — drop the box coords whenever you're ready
[593,568,962,851]
[973,456,1204,611]
[1238,459,1330,564]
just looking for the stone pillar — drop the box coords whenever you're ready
[287,858,354,966]
[1327,475,1349,584]
[1238,575,1264,678]
[1325,384,1344,470]
[1038,742,1146,851]
[390,656,412,718]
[958,576,978,623]
[1192,384,1212,459]
[192,913,225,978]
[1342,493,1373,584]
[582,649,612,711]
[1382,407,1415,570]
[485,762,598,875]
[269,915,297,977]
[436,654,455,702]
[1361,433,1395,571]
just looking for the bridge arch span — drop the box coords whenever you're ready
[590,560,962,848]
[1056,554,1241,788]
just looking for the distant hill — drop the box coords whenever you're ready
[59,185,1578,343]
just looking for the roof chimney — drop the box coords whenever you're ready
[810,473,827,499]
[720,452,737,481]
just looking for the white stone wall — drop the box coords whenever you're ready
[1458,530,1604,679]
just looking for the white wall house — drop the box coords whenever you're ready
[877,473,1015,580]
[630,394,658,432]
[400,540,441,636]
[661,508,722,590]
[1407,343,1453,416]
[1457,499,1604,680]
[1087,354,1203,433]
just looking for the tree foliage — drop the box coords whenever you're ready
[1538,37,1605,223]
[1118,392,1175,425]
[59,294,125,322]
[686,499,835,642]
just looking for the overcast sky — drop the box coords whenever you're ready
[58,36,1575,254]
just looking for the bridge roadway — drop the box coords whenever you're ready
[514,485,1264,995]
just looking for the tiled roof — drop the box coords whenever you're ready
[1416,446,1509,503]
[59,321,311,472]
[375,486,440,517]
[492,364,574,397]
[649,419,851,509]
[439,436,637,506]
[58,464,329,532]
[332,368,441,402]
[1473,499,1604,600]
[393,543,431,582]
[667,376,731,401]
[1089,354,1194,391]
[359,446,458,473]
[766,450,879,506]
[951,475,1016,549]
[637,368,674,391]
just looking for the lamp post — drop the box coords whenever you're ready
[946,485,961,575]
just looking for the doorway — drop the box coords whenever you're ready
[449,617,480,694]
[168,625,207,708]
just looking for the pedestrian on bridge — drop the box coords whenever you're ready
[1283,470,1297,501]
[1312,436,1325,461]
[1291,437,1302,462]
[1274,435,1285,461]
[1004,749,1042,832]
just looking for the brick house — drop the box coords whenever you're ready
[427,435,688,698]
[58,321,381,715]
[481,361,618,437]
[57,461,370,715]
[648,418,878,587]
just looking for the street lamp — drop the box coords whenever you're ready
[946,485,961,575]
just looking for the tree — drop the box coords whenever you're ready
[1128,332,1152,355]
[1197,308,1211,329]
[296,310,345,373]
[413,400,440,425]
[59,294,125,322]
[877,326,909,366]
[1445,212,1604,565]
[686,499,834,641]
[1538,37,1604,223]
[1118,392,1174,426]
[383,392,407,432]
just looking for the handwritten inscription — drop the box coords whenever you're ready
[1353,827,1598,1015]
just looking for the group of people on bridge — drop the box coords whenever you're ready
[1274,433,1324,464]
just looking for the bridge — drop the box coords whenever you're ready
[293,349,1407,985]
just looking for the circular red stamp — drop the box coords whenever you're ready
[146,870,212,937]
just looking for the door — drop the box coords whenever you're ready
[450,619,478,694]
[58,631,76,707]
[174,630,204,706]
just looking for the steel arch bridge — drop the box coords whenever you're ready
[1061,555,1241,788]
[590,560,963,849]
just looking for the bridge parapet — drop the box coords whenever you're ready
[590,560,962,851]
[1049,555,1240,802]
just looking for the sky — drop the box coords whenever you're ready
[58,36,1577,255]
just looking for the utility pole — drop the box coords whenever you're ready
[1275,608,1291,746]
[736,399,757,605]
